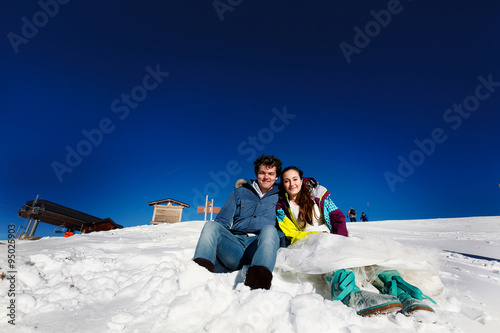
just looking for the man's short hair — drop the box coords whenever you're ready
[253,155,283,177]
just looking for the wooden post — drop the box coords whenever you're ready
[204,195,208,222]
[197,197,220,221]
[210,199,214,221]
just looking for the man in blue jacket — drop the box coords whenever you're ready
[193,155,283,290]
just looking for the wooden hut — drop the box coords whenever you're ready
[148,198,190,224]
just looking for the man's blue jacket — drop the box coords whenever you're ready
[214,179,284,244]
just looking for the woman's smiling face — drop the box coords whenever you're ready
[282,169,302,200]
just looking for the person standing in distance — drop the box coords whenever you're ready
[193,155,284,290]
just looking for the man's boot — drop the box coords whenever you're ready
[244,266,273,290]
[193,257,214,272]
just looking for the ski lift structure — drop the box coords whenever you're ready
[18,196,122,239]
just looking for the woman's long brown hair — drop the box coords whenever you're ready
[281,166,315,229]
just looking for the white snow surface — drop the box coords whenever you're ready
[1,216,499,332]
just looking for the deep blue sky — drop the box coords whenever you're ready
[1,0,499,239]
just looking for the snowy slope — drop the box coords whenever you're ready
[1,217,499,332]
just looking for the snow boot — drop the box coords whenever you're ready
[193,257,214,272]
[244,265,273,290]
[325,269,402,317]
[373,270,437,322]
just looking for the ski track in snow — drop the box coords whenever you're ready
[1,217,499,332]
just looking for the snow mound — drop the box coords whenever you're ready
[1,217,499,332]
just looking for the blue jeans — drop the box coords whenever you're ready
[193,221,280,272]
